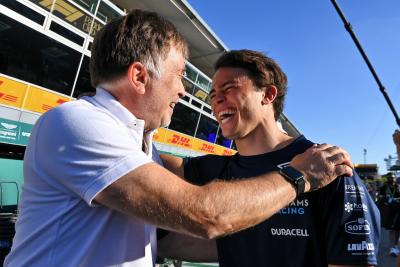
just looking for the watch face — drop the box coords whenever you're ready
[280,165,306,195]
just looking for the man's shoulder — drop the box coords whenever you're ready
[184,154,233,184]
[185,154,233,172]
[42,99,121,129]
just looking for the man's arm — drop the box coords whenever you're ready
[95,144,352,239]
[160,153,185,178]
[157,232,217,262]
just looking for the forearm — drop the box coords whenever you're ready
[196,172,296,238]
[97,144,352,239]
[96,163,296,239]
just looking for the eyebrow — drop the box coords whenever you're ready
[211,80,237,94]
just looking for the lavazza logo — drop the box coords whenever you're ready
[347,241,374,252]
[344,202,368,213]
[345,218,371,235]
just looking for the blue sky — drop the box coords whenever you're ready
[187,0,400,174]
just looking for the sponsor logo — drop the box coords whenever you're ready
[21,132,30,138]
[278,199,309,215]
[223,149,234,155]
[345,218,371,235]
[289,199,309,207]
[1,123,17,130]
[56,99,67,104]
[42,104,53,111]
[279,207,305,215]
[344,202,368,213]
[0,130,16,137]
[0,93,18,102]
[347,241,374,252]
[270,228,309,237]
[200,143,215,153]
[345,184,366,197]
[170,134,192,148]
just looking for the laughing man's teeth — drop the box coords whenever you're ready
[218,110,236,124]
[218,110,236,119]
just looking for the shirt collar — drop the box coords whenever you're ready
[90,87,145,131]
[84,88,155,156]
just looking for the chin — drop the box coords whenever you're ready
[160,119,171,128]
[220,130,235,140]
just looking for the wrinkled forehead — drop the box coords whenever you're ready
[162,45,186,71]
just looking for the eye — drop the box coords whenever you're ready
[224,86,233,93]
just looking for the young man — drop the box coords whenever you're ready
[4,11,353,267]
[159,50,381,266]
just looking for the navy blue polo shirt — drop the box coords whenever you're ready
[184,136,380,267]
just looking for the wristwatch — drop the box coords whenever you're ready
[279,165,305,197]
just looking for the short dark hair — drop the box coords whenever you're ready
[214,49,288,120]
[90,9,188,87]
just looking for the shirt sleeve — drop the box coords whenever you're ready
[184,156,205,185]
[319,172,381,265]
[33,104,152,206]
[184,155,228,185]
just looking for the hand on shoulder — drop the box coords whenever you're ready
[291,144,353,192]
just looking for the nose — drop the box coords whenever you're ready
[212,92,225,105]
[178,80,186,98]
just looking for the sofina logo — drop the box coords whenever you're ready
[345,218,371,235]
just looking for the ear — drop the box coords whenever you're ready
[127,62,148,95]
[262,85,278,105]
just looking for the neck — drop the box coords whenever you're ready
[235,121,294,156]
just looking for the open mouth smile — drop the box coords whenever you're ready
[218,109,236,124]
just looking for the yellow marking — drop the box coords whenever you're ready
[39,0,53,10]
[66,11,84,22]
[56,0,79,13]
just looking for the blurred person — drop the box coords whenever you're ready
[367,182,378,202]
[159,50,381,267]
[4,11,353,267]
[394,130,400,165]
[378,172,400,256]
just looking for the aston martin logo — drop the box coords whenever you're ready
[1,122,17,130]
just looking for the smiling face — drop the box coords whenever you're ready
[145,46,186,130]
[210,67,268,140]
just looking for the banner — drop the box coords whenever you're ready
[0,118,33,146]
[154,128,235,156]
[0,76,28,108]
[24,86,71,114]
